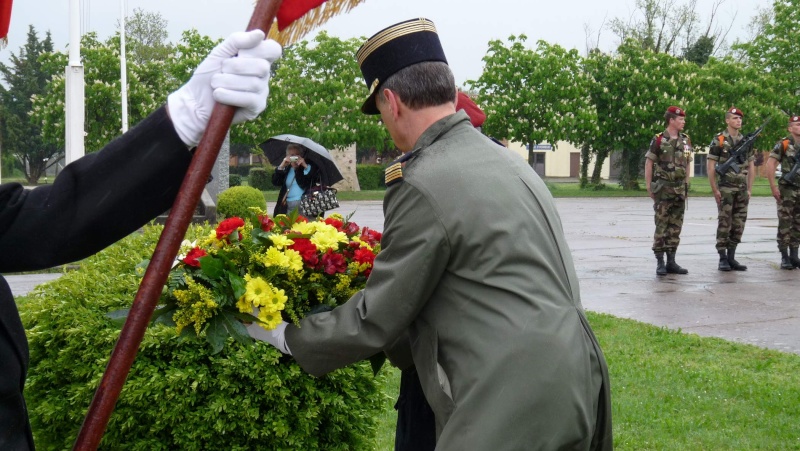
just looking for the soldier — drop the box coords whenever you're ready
[706,107,754,271]
[645,106,693,276]
[765,114,800,269]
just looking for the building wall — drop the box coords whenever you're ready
[505,140,611,179]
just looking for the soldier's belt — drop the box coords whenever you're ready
[657,180,685,187]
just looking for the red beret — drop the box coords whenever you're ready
[666,106,685,117]
[727,107,743,117]
[456,91,486,127]
[790,116,800,124]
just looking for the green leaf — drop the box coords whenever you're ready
[229,272,247,300]
[221,311,253,347]
[205,318,227,354]
[199,255,224,279]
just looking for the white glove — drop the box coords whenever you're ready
[247,320,291,355]
[167,29,282,147]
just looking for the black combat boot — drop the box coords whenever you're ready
[790,247,800,269]
[655,252,667,276]
[666,251,688,274]
[717,249,731,271]
[780,249,794,270]
[727,246,747,271]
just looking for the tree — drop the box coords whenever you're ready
[235,31,389,152]
[735,0,800,106]
[468,36,597,166]
[30,32,165,153]
[121,8,172,65]
[0,25,59,184]
[584,42,693,188]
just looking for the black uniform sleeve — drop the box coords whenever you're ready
[0,106,193,272]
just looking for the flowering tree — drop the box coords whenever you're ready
[468,36,597,166]
[31,32,166,152]
[734,0,800,106]
[584,43,693,188]
[236,31,389,152]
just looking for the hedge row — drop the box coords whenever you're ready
[228,165,389,191]
[20,225,388,450]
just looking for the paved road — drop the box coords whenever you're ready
[7,196,799,354]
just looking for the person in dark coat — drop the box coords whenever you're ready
[271,143,321,216]
[0,30,280,450]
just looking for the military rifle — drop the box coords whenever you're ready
[782,156,800,184]
[715,118,771,176]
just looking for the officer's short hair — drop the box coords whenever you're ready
[664,112,680,126]
[377,61,455,111]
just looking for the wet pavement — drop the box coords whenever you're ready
[8,196,799,355]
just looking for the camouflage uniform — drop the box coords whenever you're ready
[646,130,693,252]
[769,136,800,251]
[708,131,753,250]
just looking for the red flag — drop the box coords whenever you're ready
[0,0,12,46]
[277,0,328,30]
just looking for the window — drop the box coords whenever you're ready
[694,154,707,177]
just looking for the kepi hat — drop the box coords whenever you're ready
[356,18,448,115]
[666,106,685,117]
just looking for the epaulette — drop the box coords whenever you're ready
[384,151,419,187]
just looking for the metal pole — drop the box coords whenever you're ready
[120,0,128,133]
[65,0,85,164]
[72,0,283,449]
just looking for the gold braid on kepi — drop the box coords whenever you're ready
[267,0,366,46]
[356,18,447,115]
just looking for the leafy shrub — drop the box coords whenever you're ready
[356,165,386,190]
[248,167,274,191]
[229,174,242,187]
[19,224,388,450]
[217,186,266,219]
[229,164,255,177]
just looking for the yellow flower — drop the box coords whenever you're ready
[350,236,373,252]
[244,275,287,313]
[309,225,347,252]
[172,276,218,334]
[258,309,284,330]
[269,234,294,250]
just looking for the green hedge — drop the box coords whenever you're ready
[229,174,242,187]
[249,167,278,191]
[357,165,386,191]
[229,165,256,177]
[19,224,388,450]
[217,186,266,219]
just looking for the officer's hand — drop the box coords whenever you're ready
[247,319,291,355]
[713,190,722,206]
[167,30,282,147]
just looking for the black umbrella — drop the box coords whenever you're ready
[259,134,344,186]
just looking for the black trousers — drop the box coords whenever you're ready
[394,367,436,451]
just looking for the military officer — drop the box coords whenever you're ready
[645,106,693,276]
[765,114,800,269]
[707,107,754,271]
[247,18,612,451]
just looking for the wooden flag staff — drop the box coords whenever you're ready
[71,0,284,448]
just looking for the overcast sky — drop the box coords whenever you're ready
[2,0,772,86]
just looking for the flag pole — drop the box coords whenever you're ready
[71,0,283,448]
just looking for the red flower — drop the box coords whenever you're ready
[289,238,319,267]
[324,217,344,230]
[343,222,360,235]
[321,249,347,275]
[360,228,382,246]
[183,247,207,267]
[258,215,275,232]
[353,248,375,266]
[216,217,245,241]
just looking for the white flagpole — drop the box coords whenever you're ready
[65,0,85,163]
[120,0,128,133]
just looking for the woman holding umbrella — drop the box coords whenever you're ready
[272,143,320,216]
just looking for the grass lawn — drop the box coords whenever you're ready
[373,311,800,449]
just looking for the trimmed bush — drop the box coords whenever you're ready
[248,167,274,191]
[357,165,386,190]
[20,224,388,450]
[217,186,266,219]
[229,174,242,187]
